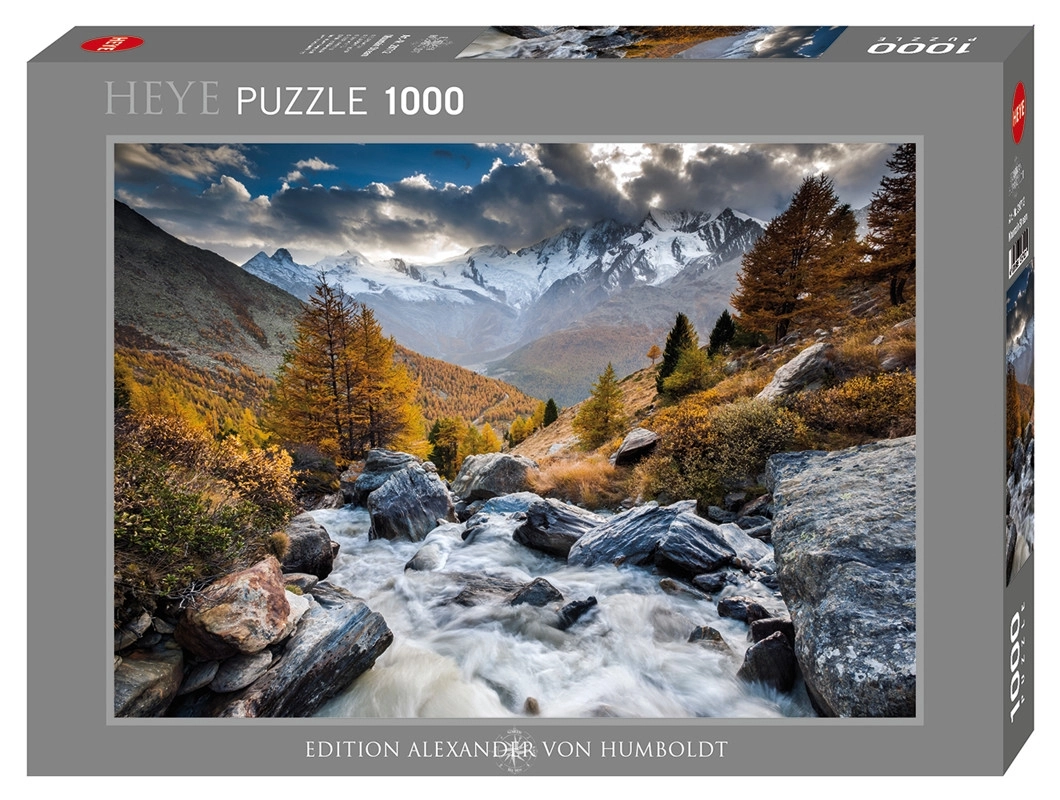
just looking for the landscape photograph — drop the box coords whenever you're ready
[1005,262,1034,585]
[455,26,846,59]
[112,140,917,719]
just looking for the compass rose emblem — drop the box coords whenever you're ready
[494,728,536,774]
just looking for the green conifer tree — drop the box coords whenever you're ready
[656,313,699,393]
[543,398,560,426]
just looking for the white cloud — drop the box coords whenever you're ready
[293,157,338,172]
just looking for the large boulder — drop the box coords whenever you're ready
[767,437,916,717]
[281,513,337,579]
[756,342,834,402]
[567,501,746,577]
[514,498,605,558]
[451,453,539,501]
[174,557,292,661]
[344,449,420,506]
[367,463,457,542]
[187,583,393,718]
[609,428,658,466]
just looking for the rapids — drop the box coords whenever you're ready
[312,506,814,718]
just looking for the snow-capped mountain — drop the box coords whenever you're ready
[242,208,764,389]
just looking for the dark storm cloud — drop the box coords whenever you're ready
[115,141,901,264]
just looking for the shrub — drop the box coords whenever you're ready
[114,411,298,611]
[789,371,915,442]
[639,398,807,507]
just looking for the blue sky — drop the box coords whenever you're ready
[115,141,900,266]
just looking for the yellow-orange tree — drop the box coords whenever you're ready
[732,175,856,343]
[268,273,425,462]
[573,363,628,450]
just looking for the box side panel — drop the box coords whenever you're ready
[1002,28,1034,772]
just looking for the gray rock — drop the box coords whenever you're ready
[756,342,834,401]
[345,449,419,505]
[478,492,546,515]
[405,523,465,571]
[737,631,798,692]
[281,513,336,579]
[451,453,539,501]
[190,583,393,717]
[768,437,916,717]
[750,617,796,646]
[508,577,564,607]
[608,428,658,466]
[705,506,736,524]
[568,501,740,578]
[557,596,598,630]
[688,625,732,654]
[177,660,219,695]
[717,595,773,624]
[514,498,605,558]
[210,651,274,693]
[114,646,183,717]
[281,572,320,593]
[367,463,457,542]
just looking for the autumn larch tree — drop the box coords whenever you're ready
[656,313,699,393]
[863,143,917,306]
[267,274,424,463]
[646,344,663,367]
[573,363,628,450]
[732,175,855,343]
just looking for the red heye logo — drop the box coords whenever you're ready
[81,36,144,53]
[1011,82,1026,144]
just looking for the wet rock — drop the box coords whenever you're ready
[346,449,419,505]
[177,660,219,696]
[692,573,729,594]
[508,577,564,607]
[568,501,741,577]
[609,428,658,466]
[405,523,465,572]
[717,595,773,624]
[188,583,393,717]
[750,617,795,646]
[114,645,183,717]
[688,625,732,655]
[368,463,457,542]
[756,342,834,402]
[514,498,605,558]
[282,513,336,579]
[557,596,598,630]
[451,453,539,501]
[659,578,710,601]
[174,557,291,661]
[737,631,798,692]
[768,437,916,717]
[447,574,526,606]
[210,651,274,693]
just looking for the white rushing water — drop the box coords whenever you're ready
[312,506,814,719]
